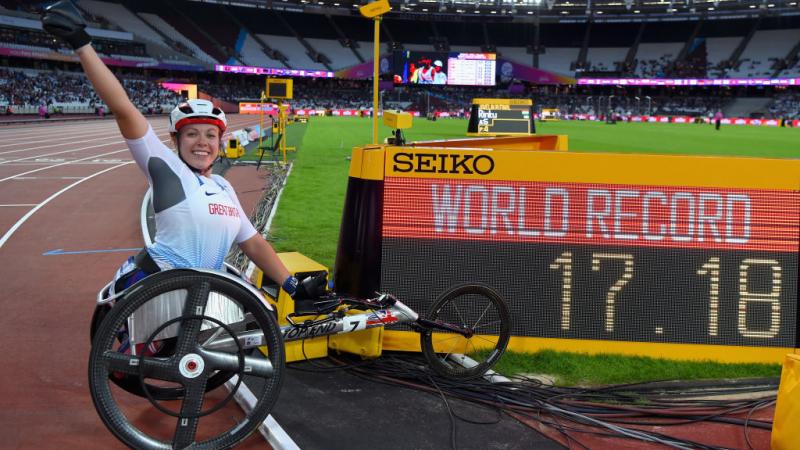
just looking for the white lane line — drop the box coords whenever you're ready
[0,140,132,164]
[0,162,130,166]
[12,176,84,180]
[0,125,170,162]
[0,120,167,141]
[0,134,123,154]
[0,118,259,182]
[0,138,165,183]
[0,132,169,171]
[0,126,112,140]
[0,126,121,146]
[0,204,37,207]
[0,120,118,136]
[0,162,133,249]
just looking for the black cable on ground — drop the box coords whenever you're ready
[297,351,777,450]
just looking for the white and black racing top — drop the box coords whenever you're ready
[126,125,257,270]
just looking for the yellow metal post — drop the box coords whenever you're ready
[372,17,380,144]
[258,90,264,155]
[360,0,390,144]
[279,101,286,164]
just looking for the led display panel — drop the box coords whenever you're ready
[376,149,800,348]
[393,51,496,86]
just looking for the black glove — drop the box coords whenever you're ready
[41,0,91,50]
[293,273,327,300]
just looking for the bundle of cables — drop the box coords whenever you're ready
[288,352,778,450]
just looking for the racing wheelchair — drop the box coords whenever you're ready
[88,266,511,449]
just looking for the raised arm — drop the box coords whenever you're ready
[74,46,148,139]
[41,0,147,139]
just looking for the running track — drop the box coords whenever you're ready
[0,115,271,449]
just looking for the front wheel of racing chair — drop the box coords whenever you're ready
[90,265,261,401]
[89,269,285,450]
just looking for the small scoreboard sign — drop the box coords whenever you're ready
[335,144,800,362]
[467,98,535,136]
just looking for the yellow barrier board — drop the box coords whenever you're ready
[772,353,800,449]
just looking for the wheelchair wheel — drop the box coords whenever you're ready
[90,303,239,400]
[89,269,284,449]
[420,283,511,380]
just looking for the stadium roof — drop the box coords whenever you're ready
[188,0,800,22]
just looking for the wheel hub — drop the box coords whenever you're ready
[179,353,205,379]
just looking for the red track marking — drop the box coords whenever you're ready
[0,115,271,449]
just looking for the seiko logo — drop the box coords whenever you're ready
[393,153,495,175]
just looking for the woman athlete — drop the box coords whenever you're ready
[41,1,324,305]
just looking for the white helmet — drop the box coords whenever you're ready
[169,99,227,133]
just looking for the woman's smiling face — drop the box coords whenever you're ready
[176,123,221,175]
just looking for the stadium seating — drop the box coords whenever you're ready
[78,0,165,48]
[779,61,800,77]
[256,34,326,70]
[704,37,741,77]
[305,38,359,70]
[538,48,580,77]
[634,43,682,77]
[237,33,285,68]
[586,47,627,72]
[727,29,800,78]
[137,12,218,65]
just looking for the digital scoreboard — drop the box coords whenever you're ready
[393,51,496,86]
[336,144,800,362]
[446,53,496,86]
[467,98,535,136]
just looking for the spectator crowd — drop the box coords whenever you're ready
[0,68,180,112]
[1,66,797,120]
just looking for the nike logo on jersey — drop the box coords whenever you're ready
[205,191,218,196]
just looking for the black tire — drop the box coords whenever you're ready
[90,302,238,400]
[420,283,511,380]
[88,269,285,450]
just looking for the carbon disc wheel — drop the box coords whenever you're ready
[88,269,284,449]
[420,283,511,380]
[90,303,240,401]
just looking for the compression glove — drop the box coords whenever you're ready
[285,273,327,300]
[282,276,299,297]
[41,0,91,50]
